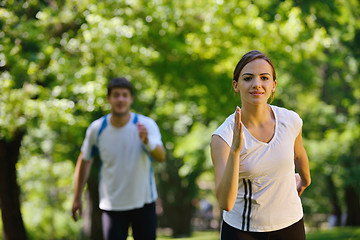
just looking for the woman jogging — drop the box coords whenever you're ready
[211,50,311,239]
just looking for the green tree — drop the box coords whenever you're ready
[1,0,360,239]
[292,0,360,226]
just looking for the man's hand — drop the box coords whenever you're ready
[136,122,165,161]
[136,123,148,144]
[72,198,82,221]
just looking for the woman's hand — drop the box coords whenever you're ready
[210,106,244,211]
[231,106,243,153]
[295,173,308,197]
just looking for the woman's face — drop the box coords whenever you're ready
[233,58,276,106]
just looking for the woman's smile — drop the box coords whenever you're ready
[250,91,264,96]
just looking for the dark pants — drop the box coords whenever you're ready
[221,218,306,240]
[102,202,157,240]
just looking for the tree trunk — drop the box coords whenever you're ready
[326,175,342,226]
[0,130,28,240]
[345,185,360,226]
[158,155,194,237]
[82,157,103,240]
[164,194,193,237]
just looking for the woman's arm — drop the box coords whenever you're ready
[210,107,242,211]
[294,128,311,196]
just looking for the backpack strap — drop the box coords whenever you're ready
[94,113,146,156]
[134,113,154,160]
[91,115,108,157]
[133,113,138,125]
[97,115,108,144]
[96,113,136,149]
[133,113,155,201]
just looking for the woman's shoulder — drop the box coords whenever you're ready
[224,112,236,123]
[271,105,301,120]
[271,105,303,134]
[217,112,235,129]
[212,112,235,146]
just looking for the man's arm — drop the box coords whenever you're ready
[148,145,166,162]
[72,152,93,221]
[137,122,166,162]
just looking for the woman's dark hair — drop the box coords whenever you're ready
[107,77,134,96]
[233,50,276,82]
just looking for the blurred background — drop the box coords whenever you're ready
[1,0,360,239]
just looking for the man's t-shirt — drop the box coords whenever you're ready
[81,112,163,211]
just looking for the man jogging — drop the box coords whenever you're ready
[72,77,165,240]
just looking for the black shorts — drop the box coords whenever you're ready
[221,218,306,240]
[101,202,157,240]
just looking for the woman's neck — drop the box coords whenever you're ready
[241,103,273,127]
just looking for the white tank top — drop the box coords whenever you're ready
[213,105,304,232]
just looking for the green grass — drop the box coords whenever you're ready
[307,227,360,240]
[130,227,360,240]
[157,231,220,240]
[126,231,220,240]
[153,227,360,240]
[1,227,359,240]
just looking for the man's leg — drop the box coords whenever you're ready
[102,210,130,240]
[131,202,157,240]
